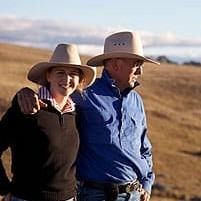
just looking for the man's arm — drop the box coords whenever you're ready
[17,87,47,114]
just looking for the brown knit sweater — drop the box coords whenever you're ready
[0,97,79,201]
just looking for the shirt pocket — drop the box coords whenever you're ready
[129,109,144,128]
[81,110,113,144]
[124,110,144,149]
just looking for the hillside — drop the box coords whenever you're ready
[0,42,200,201]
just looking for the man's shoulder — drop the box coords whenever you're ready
[128,89,144,103]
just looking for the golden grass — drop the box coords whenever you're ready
[0,42,200,200]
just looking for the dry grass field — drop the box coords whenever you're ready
[0,42,201,201]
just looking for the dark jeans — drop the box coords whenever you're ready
[77,185,141,201]
[10,195,75,201]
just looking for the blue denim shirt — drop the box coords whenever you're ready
[72,69,155,194]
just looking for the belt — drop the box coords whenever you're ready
[83,180,143,193]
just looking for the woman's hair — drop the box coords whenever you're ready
[76,69,85,93]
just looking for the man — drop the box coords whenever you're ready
[17,31,160,201]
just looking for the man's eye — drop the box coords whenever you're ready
[70,73,79,77]
[56,71,66,76]
[58,72,65,75]
[134,62,143,68]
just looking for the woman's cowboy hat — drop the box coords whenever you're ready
[28,44,96,88]
[87,31,160,66]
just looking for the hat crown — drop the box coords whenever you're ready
[50,44,81,65]
[104,31,144,56]
[87,31,159,66]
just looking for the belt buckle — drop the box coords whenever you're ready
[126,181,142,193]
[133,181,143,192]
[120,181,143,193]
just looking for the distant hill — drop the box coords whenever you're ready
[0,42,201,201]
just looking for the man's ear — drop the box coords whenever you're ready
[111,58,119,71]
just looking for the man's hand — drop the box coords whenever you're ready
[17,87,47,114]
[140,190,150,201]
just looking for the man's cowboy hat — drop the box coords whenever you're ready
[28,44,96,88]
[87,31,160,66]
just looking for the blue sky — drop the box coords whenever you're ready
[0,0,201,63]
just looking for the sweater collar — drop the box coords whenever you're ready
[38,86,75,113]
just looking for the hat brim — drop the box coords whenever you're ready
[28,62,96,88]
[87,52,160,66]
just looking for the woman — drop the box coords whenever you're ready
[0,44,96,201]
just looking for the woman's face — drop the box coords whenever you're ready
[46,66,80,97]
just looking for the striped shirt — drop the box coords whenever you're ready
[38,86,75,113]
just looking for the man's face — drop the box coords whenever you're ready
[114,58,144,90]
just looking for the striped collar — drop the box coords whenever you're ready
[38,86,75,113]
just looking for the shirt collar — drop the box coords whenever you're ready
[38,86,75,113]
[102,69,140,90]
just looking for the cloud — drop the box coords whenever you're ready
[0,15,105,49]
[141,31,201,47]
[0,15,200,62]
